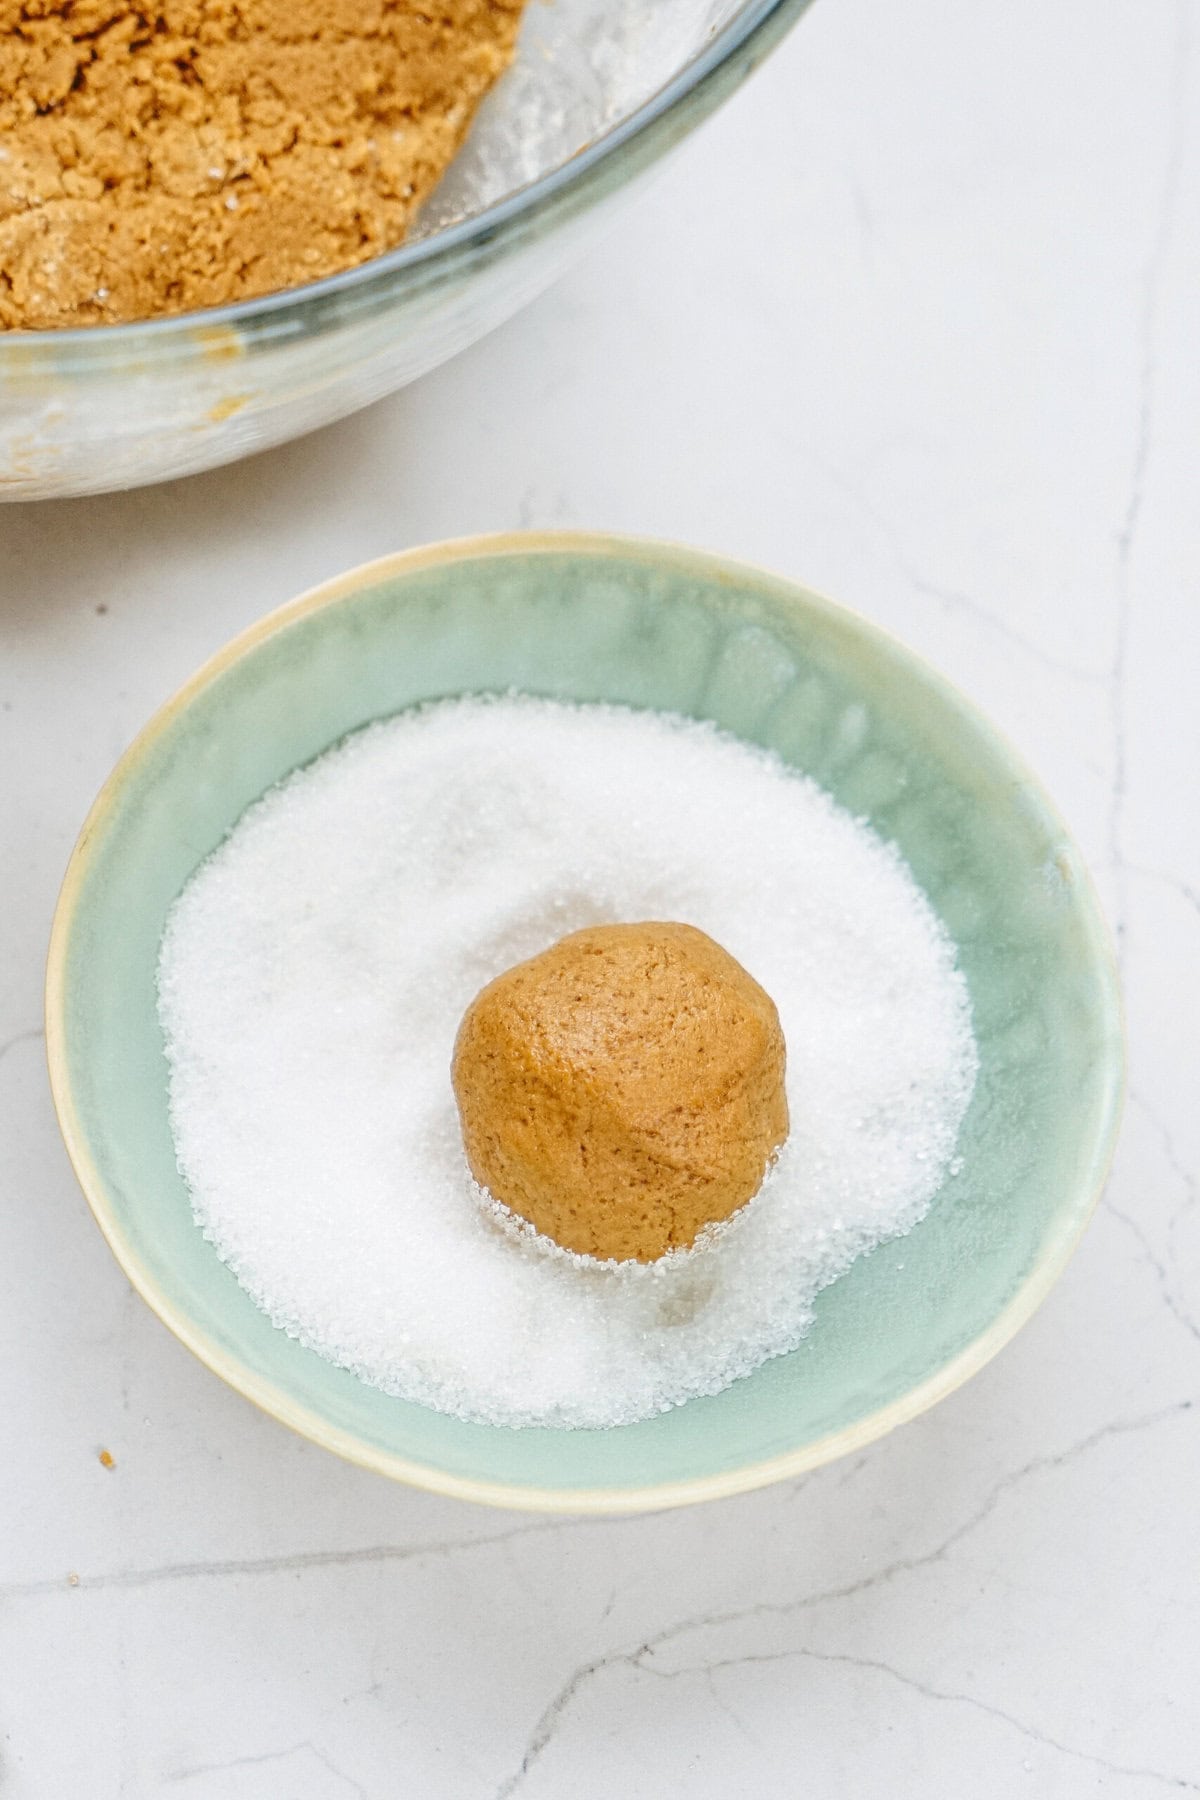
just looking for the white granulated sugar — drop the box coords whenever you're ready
[158,697,978,1430]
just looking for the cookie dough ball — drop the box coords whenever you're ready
[452,922,789,1262]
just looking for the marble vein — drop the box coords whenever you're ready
[901,569,1106,688]
[0,1517,585,1604]
[1127,862,1200,926]
[702,1664,760,1747]
[1106,1195,1200,1345]
[0,1025,43,1068]
[648,1649,1200,1794]
[1132,1088,1200,1257]
[165,1741,367,1796]
[811,455,1106,685]
[1109,0,1191,955]
[491,1401,1193,1796]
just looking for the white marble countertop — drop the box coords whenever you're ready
[2,1,1197,1794]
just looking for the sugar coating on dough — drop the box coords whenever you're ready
[453,922,789,1262]
[0,0,526,330]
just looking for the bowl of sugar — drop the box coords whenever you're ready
[47,534,1124,1512]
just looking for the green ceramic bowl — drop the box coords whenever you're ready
[46,534,1124,1512]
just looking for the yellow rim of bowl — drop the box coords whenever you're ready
[45,531,1126,1515]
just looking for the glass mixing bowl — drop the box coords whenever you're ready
[0,0,813,501]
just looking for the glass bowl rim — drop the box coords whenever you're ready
[0,0,806,361]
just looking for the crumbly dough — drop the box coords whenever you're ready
[452,922,790,1264]
[0,0,525,330]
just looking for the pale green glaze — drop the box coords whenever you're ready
[48,536,1124,1508]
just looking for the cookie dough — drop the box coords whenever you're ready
[452,921,789,1263]
[0,0,525,330]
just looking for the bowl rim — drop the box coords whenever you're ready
[2,0,812,358]
[45,530,1126,1514]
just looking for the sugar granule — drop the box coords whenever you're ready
[157,697,978,1430]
